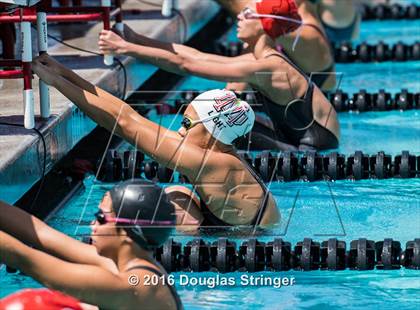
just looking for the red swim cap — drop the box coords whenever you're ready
[0,289,83,310]
[256,0,301,38]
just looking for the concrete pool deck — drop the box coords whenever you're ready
[0,0,220,204]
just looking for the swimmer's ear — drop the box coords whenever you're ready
[119,229,134,244]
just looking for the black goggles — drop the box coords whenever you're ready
[181,116,193,130]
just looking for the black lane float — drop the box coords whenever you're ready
[96,150,420,183]
[328,89,419,112]
[334,41,420,63]
[360,3,419,21]
[7,238,419,274]
[156,89,419,115]
[153,237,420,272]
[215,41,420,63]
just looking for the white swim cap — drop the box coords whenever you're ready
[190,89,255,145]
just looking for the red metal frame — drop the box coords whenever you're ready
[0,0,122,127]
[0,5,119,26]
[0,1,121,80]
[0,69,23,79]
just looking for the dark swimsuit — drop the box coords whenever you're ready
[308,0,359,43]
[236,53,339,152]
[200,154,270,228]
[126,265,183,310]
[321,14,359,44]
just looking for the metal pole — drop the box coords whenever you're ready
[36,10,50,118]
[21,21,34,129]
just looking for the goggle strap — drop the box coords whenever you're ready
[249,12,304,26]
[97,212,174,225]
[107,217,174,225]
[292,25,303,51]
[245,10,304,51]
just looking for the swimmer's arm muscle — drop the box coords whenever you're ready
[32,59,174,148]
[0,201,112,268]
[106,29,254,64]
[199,51,256,63]
[35,70,133,141]
[0,232,145,309]
[38,54,122,102]
[124,42,262,81]
[34,59,215,176]
[120,110,216,177]
[180,58,270,82]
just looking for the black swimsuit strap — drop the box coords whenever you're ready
[200,155,270,227]
[254,53,315,145]
[264,53,314,103]
[236,154,270,226]
[126,265,183,310]
[265,52,309,81]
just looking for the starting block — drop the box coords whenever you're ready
[0,0,122,129]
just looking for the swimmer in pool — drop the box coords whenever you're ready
[97,0,340,151]
[0,180,182,310]
[217,0,336,91]
[315,0,361,43]
[32,54,279,228]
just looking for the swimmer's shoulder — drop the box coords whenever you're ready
[213,151,245,168]
[120,261,176,308]
[202,150,239,169]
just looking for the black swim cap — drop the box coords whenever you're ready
[108,179,175,250]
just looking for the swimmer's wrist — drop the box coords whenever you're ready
[119,41,132,55]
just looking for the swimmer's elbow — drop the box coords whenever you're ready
[167,55,189,76]
[116,113,128,129]
[179,57,218,79]
[179,57,195,76]
[115,112,138,142]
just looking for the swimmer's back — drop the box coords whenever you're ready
[193,152,279,226]
[123,260,183,310]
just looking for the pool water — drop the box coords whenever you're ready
[224,19,420,45]
[1,10,420,310]
[357,20,420,45]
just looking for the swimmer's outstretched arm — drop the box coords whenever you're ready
[101,29,258,94]
[34,53,122,104]
[33,57,217,178]
[0,201,113,269]
[99,29,256,67]
[0,231,148,308]
[101,34,268,82]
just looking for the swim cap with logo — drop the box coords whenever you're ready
[0,289,82,310]
[109,179,175,250]
[190,89,255,145]
[256,0,301,38]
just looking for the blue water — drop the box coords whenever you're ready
[1,106,419,308]
[1,14,420,310]
[224,19,420,45]
[358,20,420,45]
